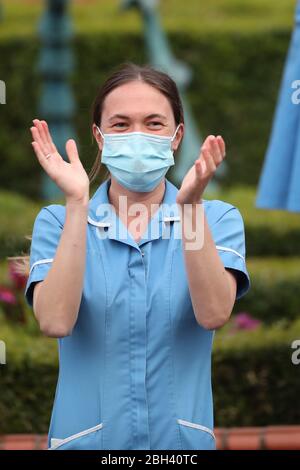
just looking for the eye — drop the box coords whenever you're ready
[113,122,128,128]
[148,121,163,127]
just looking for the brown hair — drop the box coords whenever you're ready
[13,62,185,278]
[88,61,184,184]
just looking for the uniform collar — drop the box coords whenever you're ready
[87,177,181,227]
[87,177,181,248]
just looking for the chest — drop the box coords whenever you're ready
[77,231,195,336]
[118,212,156,244]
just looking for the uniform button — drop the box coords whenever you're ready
[141,250,145,257]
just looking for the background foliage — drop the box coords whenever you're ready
[0,0,299,432]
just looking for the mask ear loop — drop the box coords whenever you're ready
[170,124,181,155]
[96,125,105,140]
[171,124,181,142]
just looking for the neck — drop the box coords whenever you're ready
[108,177,166,218]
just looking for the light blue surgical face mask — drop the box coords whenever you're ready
[96,124,180,192]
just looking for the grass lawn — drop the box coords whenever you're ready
[0,0,296,40]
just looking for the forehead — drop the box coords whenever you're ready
[102,80,173,119]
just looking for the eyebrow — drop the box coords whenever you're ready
[108,113,168,122]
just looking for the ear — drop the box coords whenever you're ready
[172,123,184,152]
[93,124,103,149]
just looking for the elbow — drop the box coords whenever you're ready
[196,309,232,331]
[36,313,74,338]
[39,321,73,338]
[39,320,73,338]
[194,283,236,330]
[33,289,76,338]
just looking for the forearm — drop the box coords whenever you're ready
[180,202,235,330]
[34,200,88,336]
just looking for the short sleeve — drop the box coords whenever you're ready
[24,206,63,308]
[210,203,251,300]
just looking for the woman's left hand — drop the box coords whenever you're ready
[176,135,226,206]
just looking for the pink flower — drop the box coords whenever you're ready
[0,286,17,305]
[234,312,261,330]
[8,260,27,290]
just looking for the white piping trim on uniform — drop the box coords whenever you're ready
[87,216,111,228]
[216,245,245,261]
[50,438,63,447]
[163,216,181,222]
[48,422,103,450]
[177,419,216,440]
[29,258,54,276]
[88,215,180,226]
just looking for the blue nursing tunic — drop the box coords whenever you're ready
[24,177,250,450]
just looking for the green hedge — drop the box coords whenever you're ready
[0,317,299,433]
[0,191,41,259]
[234,257,300,324]
[213,319,300,427]
[0,318,57,434]
[0,28,293,197]
[207,186,300,257]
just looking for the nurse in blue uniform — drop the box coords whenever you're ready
[25,63,250,450]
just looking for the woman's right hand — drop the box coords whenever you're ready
[30,119,90,205]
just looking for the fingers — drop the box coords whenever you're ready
[32,119,50,152]
[216,135,226,157]
[31,119,58,154]
[30,119,62,173]
[195,134,226,180]
[202,148,216,173]
[41,120,58,153]
[200,135,226,168]
[65,139,80,165]
[206,135,225,163]
[31,140,52,171]
[209,136,223,164]
[31,120,52,157]
[30,126,45,153]
[30,119,80,170]
[194,158,204,180]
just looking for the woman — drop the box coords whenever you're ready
[24,62,250,450]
